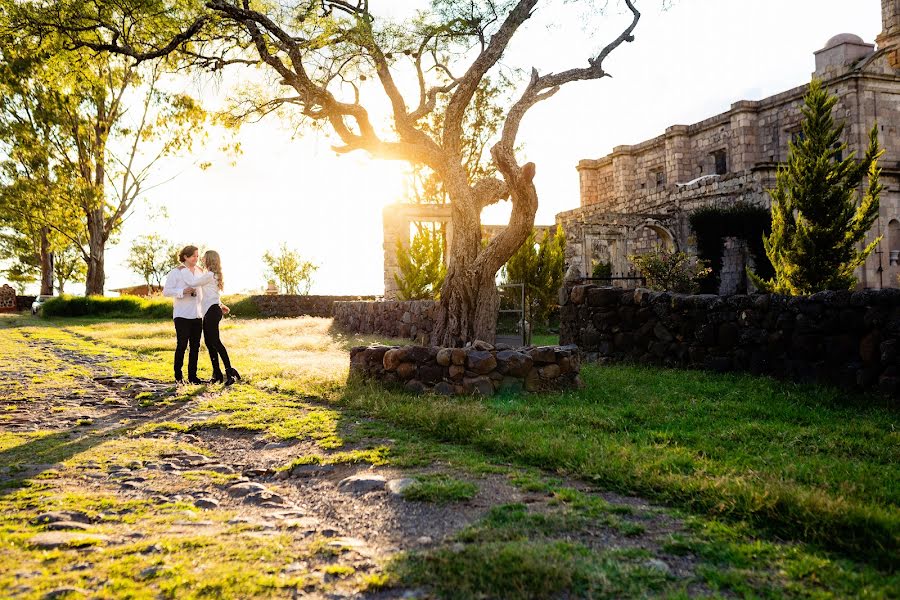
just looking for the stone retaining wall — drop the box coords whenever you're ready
[250,295,377,318]
[16,296,36,312]
[333,300,438,343]
[350,342,582,396]
[560,284,900,395]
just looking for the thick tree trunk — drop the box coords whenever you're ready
[39,227,53,296]
[432,187,514,346]
[84,209,106,296]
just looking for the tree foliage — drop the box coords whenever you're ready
[629,248,710,293]
[263,244,318,295]
[394,225,446,300]
[749,80,883,295]
[126,234,178,290]
[0,27,210,295]
[501,225,565,325]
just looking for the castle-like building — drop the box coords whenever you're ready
[557,1,900,292]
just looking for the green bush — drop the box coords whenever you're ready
[41,294,172,319]
[221,294,260,318]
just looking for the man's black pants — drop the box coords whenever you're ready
[174,317,203,381]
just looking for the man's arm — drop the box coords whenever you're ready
[162,270,186,299]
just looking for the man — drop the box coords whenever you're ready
[162,245,204,384]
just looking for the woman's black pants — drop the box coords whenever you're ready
[203,305,232,376]
[174,317,202,381]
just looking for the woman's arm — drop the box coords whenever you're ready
[181,269,215,287]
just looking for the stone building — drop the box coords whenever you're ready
[558,1,900,293]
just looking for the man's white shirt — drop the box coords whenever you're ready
[162,266,203,319]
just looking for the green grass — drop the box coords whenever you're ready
[3,313,898,598]
[339,368,899,568]
[401,474,479,503]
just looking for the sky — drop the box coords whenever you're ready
[41,0,885,296]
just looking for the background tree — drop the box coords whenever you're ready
[749,80,883,294]
[263,244,318,295]
[0,29,210,295]
[52,243,86,294]
[394,225,446,300]
[501,225,566,327]
[13,0,644,344]
[125,234,179,291]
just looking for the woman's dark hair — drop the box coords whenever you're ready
[178,245,199,263]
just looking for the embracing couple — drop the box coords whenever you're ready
[162,245,241,386]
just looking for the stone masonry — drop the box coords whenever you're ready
[558,2,900,292]
[560,284,900,396]
[350,341,583,396]
[333,300,439,344]
[250,295,377,318]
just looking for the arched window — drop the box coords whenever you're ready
[889,219,900,266]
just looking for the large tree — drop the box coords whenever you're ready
[749,79,883,294]
[0,29,209,295]
[12,0,642,343]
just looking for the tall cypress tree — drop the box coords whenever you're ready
[749,79,883,295]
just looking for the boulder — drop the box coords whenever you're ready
[467,351,497,375]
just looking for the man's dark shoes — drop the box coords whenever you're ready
[187,377,204,385]
[209,372,224,384]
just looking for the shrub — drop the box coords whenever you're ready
[629,249,711,293]
[41,294,172,319]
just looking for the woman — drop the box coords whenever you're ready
[180,250,241,386]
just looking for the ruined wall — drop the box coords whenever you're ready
[250,295,377,318]
[333,300,438,343]
[560,284,900,395]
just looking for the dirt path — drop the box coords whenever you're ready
[1,332,710,599]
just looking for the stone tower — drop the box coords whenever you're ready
[877,0,900,67]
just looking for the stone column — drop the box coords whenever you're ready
[877,0,900,68]
[664,125,691,185]
[610,146,636,212]
[728,101,760,173]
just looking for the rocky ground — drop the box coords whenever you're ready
[0,328,709,599]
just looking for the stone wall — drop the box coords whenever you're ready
[16,296,36,312]
[560,284,900,395]
[250,295,377,318]
[350,342,582,396]
[333,300,438,343]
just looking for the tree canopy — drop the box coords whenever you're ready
[749,79,883,294]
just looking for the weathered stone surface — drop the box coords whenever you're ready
[496,350,532,377]
[466,351,497,374]
[383,348,404,371]
[433,381,455,395]
[448,364,465,380]
[194,497,220,509]
[539,364,561,379]
[529,347,556,364]
[35,511,91,525]
[338,474,387,494]
[450,348,467,365]
[386,478,416,496]
[226,482,267,497]
[396,362,417,380]
[463,376,495,396]
[46,521,90,531]
[436,348,453,366]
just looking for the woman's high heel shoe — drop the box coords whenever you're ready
[209,372,224,384]
[225,368,241,387]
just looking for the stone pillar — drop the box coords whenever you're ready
[382,206,408,300]
[610,146,636,212]
[664,125,691,185]
[577,159,602,207]
[877,0,900,68]
[728,101,760,172]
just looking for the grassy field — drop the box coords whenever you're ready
[1,313,897,598]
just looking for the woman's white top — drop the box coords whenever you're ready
[181,269,221,317]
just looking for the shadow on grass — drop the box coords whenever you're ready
[0,400,197,496]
